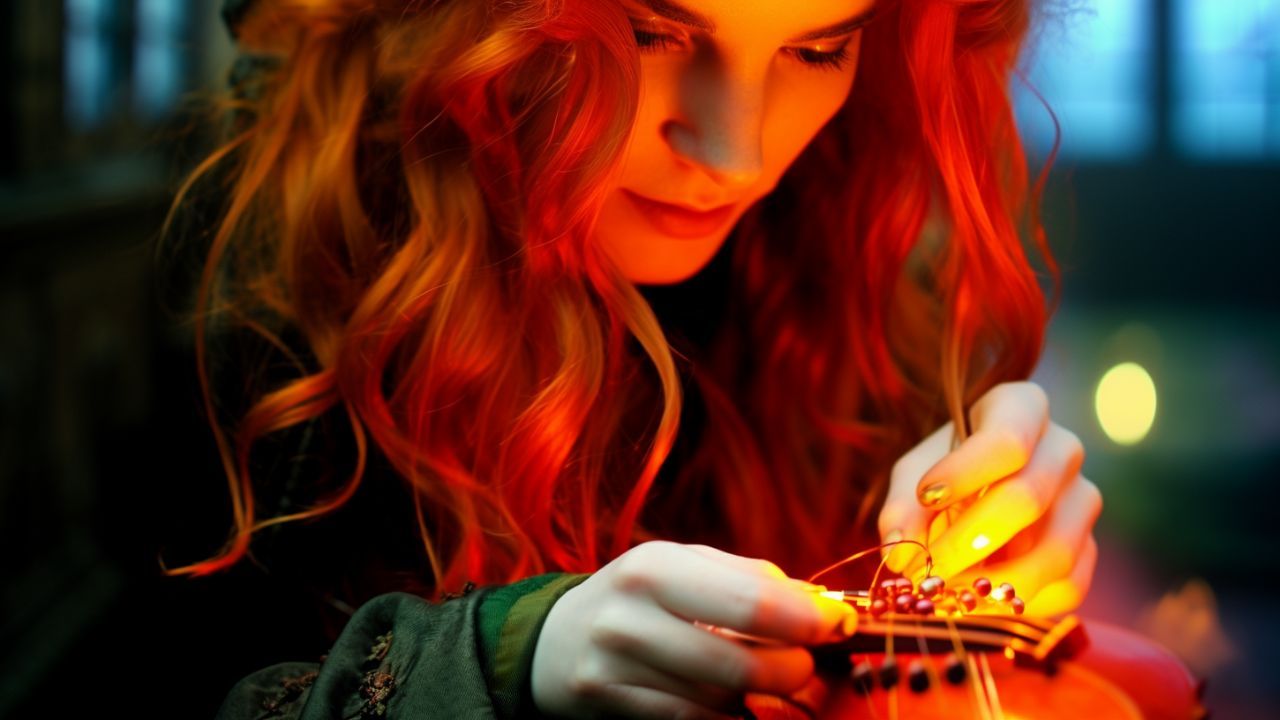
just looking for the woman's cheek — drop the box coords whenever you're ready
[762,61,858,177]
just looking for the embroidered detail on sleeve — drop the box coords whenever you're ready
[440,581,477,601]
[366,632,393,663]
[354,670,397,718]
[346,626,398,717]
[259,670,318,717]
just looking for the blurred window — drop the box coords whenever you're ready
[1015,0,1156,160]
[64,0,118,130]
[1173,0,1280,158]
[64,0,191,132]
[134,0,189,120]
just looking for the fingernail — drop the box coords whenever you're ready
[817,595,855,627]
[920,483,951,506]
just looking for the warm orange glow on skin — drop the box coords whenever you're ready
[908,502,1031,582]
[163,0,1060,593]
[596,0,874,284]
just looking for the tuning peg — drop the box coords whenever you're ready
[907,659,930,693]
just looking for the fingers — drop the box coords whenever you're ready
[577,681,741,720]
[683,544,790,582]
[947,476,1103,602]
[902,424,1085,580]
[579,649,746,715]
[915,382,1050,510]
[879,423,954,572]
[591,598,815,697]
[611,543,854,645]
[1026,534,1099,617]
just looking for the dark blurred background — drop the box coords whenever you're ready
[1,0,1276,717]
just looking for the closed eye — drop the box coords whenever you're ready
[785,41,853,71]
[632,25,856,72]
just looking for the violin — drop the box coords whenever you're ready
[742,578,1208,719]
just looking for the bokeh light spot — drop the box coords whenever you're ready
[1095,362,1158,445]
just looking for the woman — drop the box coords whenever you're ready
[166,0,1101,717]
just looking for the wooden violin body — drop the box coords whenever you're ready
[745,615,1207,719]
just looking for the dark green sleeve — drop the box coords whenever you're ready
[476,573,592,719]
[215,590,497,719]
[215,574,591,719]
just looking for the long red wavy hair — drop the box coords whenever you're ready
[161,0,1058,595]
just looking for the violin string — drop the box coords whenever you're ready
[978,653,1005,720]
[943,614,967,659]
[966,653,994,720]
[940,607,978,719]
[916,623,949,719]
[805,538,934,589]
[859,666,884,720]
[884,576,895,661]
[801,530,1018,720]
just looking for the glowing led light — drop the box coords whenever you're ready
[1095,361,1157,445]
[972,534,991,551]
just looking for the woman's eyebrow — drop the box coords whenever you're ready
[786,6,880,42]
[635,0,879,42]
[637,0,716,32]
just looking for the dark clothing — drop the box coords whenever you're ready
[209,251,738,718]
[208,4,741,714]
[215,574,590,719]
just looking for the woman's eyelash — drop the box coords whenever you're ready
[633,29,680,51]
[631,27,854,72]
[789,44,851,71]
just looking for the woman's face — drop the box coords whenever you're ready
[596,0,876,285]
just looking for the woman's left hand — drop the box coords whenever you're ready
[877,381,1102,616]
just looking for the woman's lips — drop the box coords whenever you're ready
[623,190,736,239]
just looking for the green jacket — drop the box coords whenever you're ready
[215,574,590,719]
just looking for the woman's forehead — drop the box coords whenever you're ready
[624,0,879,44]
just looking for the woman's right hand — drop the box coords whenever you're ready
[529,541,858,719]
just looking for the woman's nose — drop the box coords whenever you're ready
[663,62,767,193]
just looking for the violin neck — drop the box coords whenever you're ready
[810,613,1088,672]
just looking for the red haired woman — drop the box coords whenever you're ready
[170,0,1102,717]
